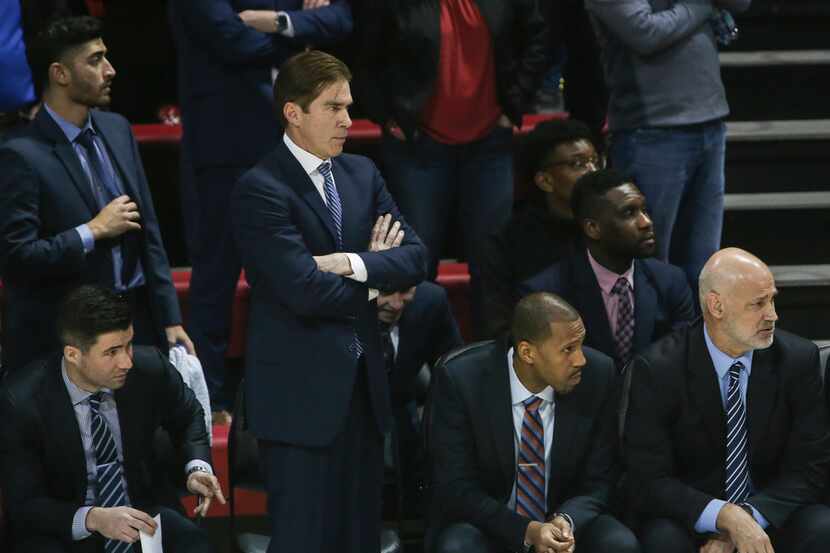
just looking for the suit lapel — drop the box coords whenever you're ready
[570,252,616,357]
[35,109,99,215]
[746,347,777,458]
[91,111,140,200]
[633,261,659,352]
[486,341,517,490]
[275,142,339,248]
[332,160,363,251]
[548,393,579,510]
[688,324,727,456]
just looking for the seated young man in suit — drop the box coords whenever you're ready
[625,248,830,553]
[0,285,224,553]
[378,280,463,513]
[522,169,695,371]
[428,292,639,553]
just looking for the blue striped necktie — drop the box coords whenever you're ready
[89,392,132,553]
[318,161,363,358]
[725,362,750,503]
[515,396,546,521]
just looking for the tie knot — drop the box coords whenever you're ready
[318,161,332,178]
[611,277,630,296]
[523,396,543,413]
[88,391,104,413]
[729,361,744,380]
[75,127,96,150]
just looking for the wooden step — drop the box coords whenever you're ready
[721,50,830,67]
[770,264,830,287]
[727,120,830,142]
[724,191,830,211]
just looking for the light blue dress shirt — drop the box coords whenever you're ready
[694,325,769,534]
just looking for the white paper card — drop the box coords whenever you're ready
[139,514,163,553]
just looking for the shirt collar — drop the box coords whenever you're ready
[586,248,634,295]
[43,102,93,143]
[506,347,555,406]
[283,132,328,177]
[703,323,754,381]
[61,358,112,407]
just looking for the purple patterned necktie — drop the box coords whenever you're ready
[612,277,634,369]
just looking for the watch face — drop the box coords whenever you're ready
[277,15,288,32]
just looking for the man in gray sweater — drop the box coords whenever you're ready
[586,0,751,292]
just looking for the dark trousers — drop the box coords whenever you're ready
[187,166,247,412]
[380,125,514,339]
[434,514,640,553]
[11,506,212,553]
[640,504,830,553]
[258,361,384,553]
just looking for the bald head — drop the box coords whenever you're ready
[512,292,580,344]
[699,248,772,309]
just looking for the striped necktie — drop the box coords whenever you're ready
[89,392,132,553]
[318,161,363,358]
[515,396,546,521]
[725,362,750,503]
[612,277,635,369]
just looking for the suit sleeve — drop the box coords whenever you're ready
[0,390,79,543]
[0,146,87,281]
[586,0,714,56]
[125,122,182,327]
[623,355,716,531]
[668,266,696,329]
[231,170,368,319]
[155,350,212,465]
[430,366,530,550]
[172,0,291,66]
[748,345,830,525]
[355,164,427,291]
[558,361,620,530]
[285,0,353,43]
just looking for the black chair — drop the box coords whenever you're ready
[227,380,402,553]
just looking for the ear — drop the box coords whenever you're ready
[49,61,70,88]
[64,344,82,365]
[533,171,554,193]
[516,340,536,366]
[283,101,302,128]
[705,291,724,320]
[583,218,601,241]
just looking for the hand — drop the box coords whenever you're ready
[86,506,157,544]
[700,535,736,553]
[238,9,278,33]
[385,120,406,141]
[717,503,774,553]
[313,253,353,276]
[549,515,575,553]
[186,470,226,517]
[497,114,514,129]
[165,325,195,355]
[88,196,141,240]
[524,521,563,553]
[368,214,404,252]
[303,0,330,8]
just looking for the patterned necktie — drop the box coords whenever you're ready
[76,129,120,206]
[612,277,635,369]
[515,396,546,521]
[725,362,750,503]
[318,161,363,358]
[88,392,132,553]
[380,323,395,375]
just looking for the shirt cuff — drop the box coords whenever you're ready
[747,503,769,529]
[184,459,213,477]
[75,224,95,254]
[277,11,295,37]
[694,499,726,534]
[368,288,379,301]
[73,506,94,540]
[344,253,367,282]
[555,512,575,535]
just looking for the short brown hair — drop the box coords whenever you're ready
[274,50,352,127]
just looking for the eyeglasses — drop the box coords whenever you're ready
[547,155,605,171]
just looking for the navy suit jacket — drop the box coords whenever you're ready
[231,140,427,447]
[390,281,464,407]
[169,0,353,170]
[521,250,695,367]
[0,109,180,372]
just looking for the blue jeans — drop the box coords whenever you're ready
[380,126,514,337]
[610,121,726,288]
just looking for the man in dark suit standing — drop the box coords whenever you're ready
[428,292,639,553]
[0,285,224,553]
[522,169,695,370]
[231,50,426,553]
[624,248,830,553]
[168,0,352,416]
[0,16,192,374]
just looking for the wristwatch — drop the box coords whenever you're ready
[187,465,210,477]
[274,13,289,34]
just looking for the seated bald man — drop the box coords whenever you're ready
[624,248,830,553]
[428,292,639,553]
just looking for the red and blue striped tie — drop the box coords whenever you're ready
[516,396,546,521]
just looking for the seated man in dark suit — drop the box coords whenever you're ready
[625,248,830,553]
[378,281,463,513]
[428,292,639,553]
[480,118,600,339]
[522,169,694,370]
[0,285,224,553]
